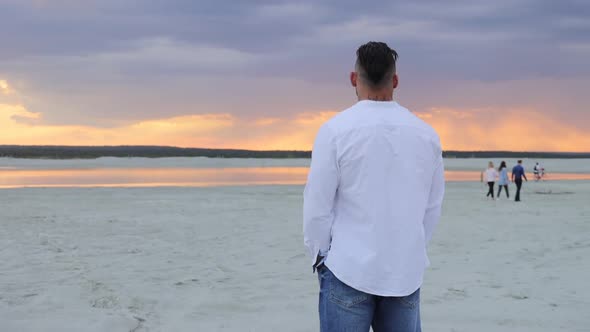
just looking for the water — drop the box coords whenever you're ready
[1,167,589,188]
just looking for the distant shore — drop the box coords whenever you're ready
[1,145,590,159]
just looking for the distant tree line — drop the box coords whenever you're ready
[0,145,311,159]
[0,145,589,159]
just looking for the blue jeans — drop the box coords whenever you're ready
[318,266,421,332]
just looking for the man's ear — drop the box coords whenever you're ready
[392,74,399,89]
[350,72,357,87]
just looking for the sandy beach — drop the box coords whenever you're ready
[3,0,589,330]
[1,159,589,331]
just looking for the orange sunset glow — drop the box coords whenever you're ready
[2,98,590,152]
[1,1,590,154]
[2,87,590,152]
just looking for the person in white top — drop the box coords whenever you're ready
[481,161,499,200]
[534,162,545,181]
[303,41,444,332]
[533,163,541,181]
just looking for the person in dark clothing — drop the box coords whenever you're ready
[512,160,528,202]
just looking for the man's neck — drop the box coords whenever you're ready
[357,89,393,102]
[358,95,393,102]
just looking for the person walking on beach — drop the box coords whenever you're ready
[482,161,499,200]
[534,162,545,181]
[512,160,528,202]
[533,162,540,181]
[304,41,444,332]
[497,161,510,199]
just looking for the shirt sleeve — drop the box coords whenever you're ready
[303,124,339,267]
[423,154,445,246]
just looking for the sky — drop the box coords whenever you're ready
[1,0,589,151]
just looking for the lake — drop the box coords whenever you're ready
[2,164,590,188]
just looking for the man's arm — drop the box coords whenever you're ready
[423,155,445,246]
[303,124,339,270]
[523,168,528,181]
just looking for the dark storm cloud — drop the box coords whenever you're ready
[2,0,588,76]
[0,0,589,127]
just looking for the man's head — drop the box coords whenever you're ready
[518,160,523,164]
[350,41,399,101]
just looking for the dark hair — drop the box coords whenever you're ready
[499,161,507,171]
[355,41,398,87]
[518,160,523,164]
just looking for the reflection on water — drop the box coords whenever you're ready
[1,167,590,188]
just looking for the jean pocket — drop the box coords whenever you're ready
[317,264,327,283]
[396,288,420,309]
[328,271,370,308]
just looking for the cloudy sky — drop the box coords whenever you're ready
[1,0,589,151]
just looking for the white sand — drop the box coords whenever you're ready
[1,160,589,331]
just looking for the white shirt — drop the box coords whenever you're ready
[484,168,499,182]
[303,100,445,296]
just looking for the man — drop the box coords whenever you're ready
[512,160,528,202]
[303,42,445,332]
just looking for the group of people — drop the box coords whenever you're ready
[482,160,532,202]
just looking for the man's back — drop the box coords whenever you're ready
[304,100,444,296]
[304,41,444,330]
[513,164,525,180]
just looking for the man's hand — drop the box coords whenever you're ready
[313,255,325,273]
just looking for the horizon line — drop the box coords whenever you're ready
[1,144,589,155]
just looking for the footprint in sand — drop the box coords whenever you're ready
[435,288,469,302]
[446,288,468,298]
[507,293,529,300]
[86,280,120,309]
[174,278,200,287]
[91,295,120,309]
